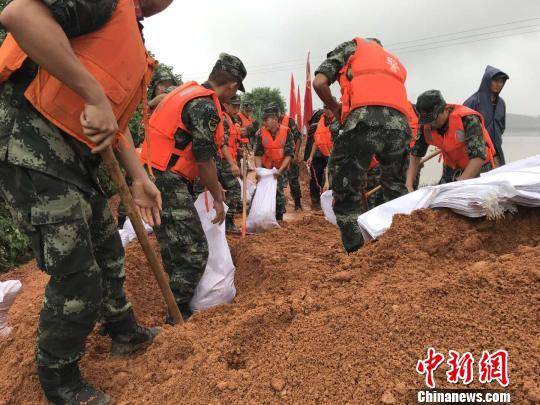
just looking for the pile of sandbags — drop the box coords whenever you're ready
[322,155,540,241]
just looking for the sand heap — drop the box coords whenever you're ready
[0,208,539,404]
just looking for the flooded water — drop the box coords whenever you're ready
[419,131,540,185]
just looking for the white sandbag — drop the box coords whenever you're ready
[190,192,236,312]
[320,190,337,226]
[357,155,540,241]
[246,168,280,233]
[119,218,153,247]
[0,280,22,337]
[238,177,256,204]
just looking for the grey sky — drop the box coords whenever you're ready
[144,0,540,116]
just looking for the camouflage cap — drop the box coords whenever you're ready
[242,101,254,111]
[263,102,280,115]
[416,90,447,125]
[212,53,247,92]
[148,64,180,99]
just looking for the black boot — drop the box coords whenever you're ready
[311,200,321,211]
[276,212,284,221]
[38,363,110,405]
[294,198,303,211]
[102,310,160,356]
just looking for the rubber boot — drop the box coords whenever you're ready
[311,200,321,211]
[102,310,160,356]
[276,212,284,221]
[38,363,110,405]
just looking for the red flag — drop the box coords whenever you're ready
[296,85,302,133]
[289,74,296,117]
[303,52,313,132]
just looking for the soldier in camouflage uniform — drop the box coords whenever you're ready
[0,1,166,403]
[406,90,494,189]
[254,109,295,221]
[313,38,410,252]
[117,63,181,228]
[265,102,303,210]
[220,95,243,233]
[305,107,340,209]
[145,54,247,322]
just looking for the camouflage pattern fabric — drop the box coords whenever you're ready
[411,113,493,180]
[328,107,410,252]
[287,161,302,204]
[276,172,288,217]
[219,160,241,220]
[0,161,131,368]
[152,171,207,307]
[0,0,137,370]
[317,40,410,251]
[147,64,180,100]
[309,156,328,204]
[220,118,241,220]
[366,164,385,209]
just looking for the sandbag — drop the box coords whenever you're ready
[320,190,337,226]
[190,192,236,312]
[246,168,280,233]
[0,280,22,337]
[119,217,153,247]
[238,177,256,204]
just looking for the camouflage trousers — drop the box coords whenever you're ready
[366,164,385,210]
[309,156,328,204]
[153,171,207,307]
[275,172,288,217]
[328,120,409,252]
[287,161,302,203]
[0,161,131,368]
[218,159,241,222]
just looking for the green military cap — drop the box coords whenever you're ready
[263,102,280,115]
[416,90,447,125]
[212,53,247,92]
[148,64,181,99]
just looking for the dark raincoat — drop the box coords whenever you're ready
[464,65,509,165]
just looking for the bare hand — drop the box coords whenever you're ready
[212,199,226,225]
[255,173,261,183]
[406,183,415,194]
[306,158,313,168]
[332,104,342,123]
[273,171,281,179]
[230,164,241,178]
[131,178,162,226]
[81,98,119,154]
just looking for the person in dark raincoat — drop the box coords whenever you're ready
[464,65,509,166]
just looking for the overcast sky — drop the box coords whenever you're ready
[144,0,540,116]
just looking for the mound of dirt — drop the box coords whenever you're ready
[1,207,539,404]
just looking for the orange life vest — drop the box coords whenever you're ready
[405,102,419,148]
[338,37,409,122]
[314,115,334,157]
[0,0,153,149]
[238,112,253,128]
[139,81,224,181]
[422,105,496,170]
[261,125,289,169]
[281,114,290,128]
[223,111,241,161]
